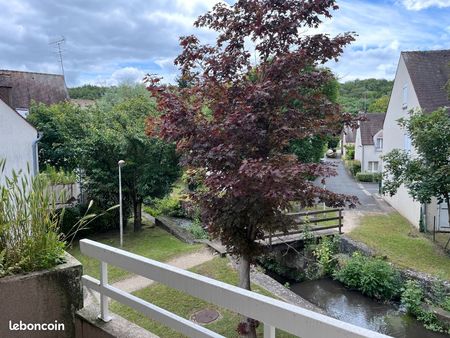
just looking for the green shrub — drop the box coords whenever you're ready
[40,165,77,185]
[144,196,185,218]
[401,280,424,316]
[401,280,448,333]
[312,235,340,277]
[442,296,450,312]
[344,144,355,160]
[356,172,374,182]
[59,202,122,238]
[0,162,65,276]
[333,252,401,300]
[344,160,361,176]
[355,172,382,183]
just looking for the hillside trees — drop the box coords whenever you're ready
[339,79,393,114]
[146,1,357,335]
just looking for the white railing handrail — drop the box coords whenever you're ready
[80,238,391,338]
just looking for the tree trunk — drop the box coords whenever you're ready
[133,200,142,232]
[238,254,257,338]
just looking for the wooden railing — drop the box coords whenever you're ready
[264,208,343,242]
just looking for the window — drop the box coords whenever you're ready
[368,161,379,172]
[402,84,408,109]
[376,137,383,150]
[404,133,412,152]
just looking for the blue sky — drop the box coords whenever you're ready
[0,0,449,87]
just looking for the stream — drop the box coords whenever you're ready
[290,279,449,338]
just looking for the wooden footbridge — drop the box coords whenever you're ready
[261,208,344,247]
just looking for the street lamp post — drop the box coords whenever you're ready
[118,160,126,247]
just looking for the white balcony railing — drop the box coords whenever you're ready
[80,239,391,338]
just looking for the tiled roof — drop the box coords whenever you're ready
[0,70,69,109]
[402,50,450,112]
[359,113,385,146]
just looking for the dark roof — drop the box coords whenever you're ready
[402,50,450,112]
[0,70,69,109]
[344,126,356,143]
[359,113,385,146]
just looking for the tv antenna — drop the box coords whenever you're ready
[49,36,66,76]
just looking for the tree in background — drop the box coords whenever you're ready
[28,85,180,232]
[339,79,393,114]
[82,93,180,231]
[383,109,450,231]
[368,95,389,113]
[68,84,108,100]
[28,102,88,171]
[147,1,356,335]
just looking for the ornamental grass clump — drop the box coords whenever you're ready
[0,161,65,277]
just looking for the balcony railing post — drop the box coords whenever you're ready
[264,323,275,338]
[99,261,112,322]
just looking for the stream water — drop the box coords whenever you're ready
[291,279,449,338]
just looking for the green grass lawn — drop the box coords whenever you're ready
[68,225,202,283]
[349,212,450,280]
[111,257,296,338]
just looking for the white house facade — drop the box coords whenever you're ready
[354,113,385,173]
[382,50,450,230]
[0,98,40,184]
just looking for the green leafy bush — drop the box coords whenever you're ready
[401,280,448,333]
[344,144,355,160]
[401,280,424,316]
[344,160,361,176]
[59,202,121,237]
[40,166,77,185]
[144,195,185,218]
[333,252,401,300]
[356,172,382,183]
[0,163,65,276]
[441,297,450,312]
[312,235,340,276]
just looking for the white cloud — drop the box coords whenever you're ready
[401,0,450,10]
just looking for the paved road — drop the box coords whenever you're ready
[320,158,391,213]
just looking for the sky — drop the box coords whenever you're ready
[0,0,449,87]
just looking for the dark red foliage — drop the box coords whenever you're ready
[146,0,357,259]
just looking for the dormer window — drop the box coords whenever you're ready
[402,84,408,109]
[376,137,383,150]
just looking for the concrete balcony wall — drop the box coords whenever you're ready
[0,253,83,338]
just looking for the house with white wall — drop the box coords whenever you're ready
[382,50,450,230]
[0,69,68,183]
[354,113,385,172]
[0,98,40,184]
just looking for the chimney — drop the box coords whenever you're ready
[0,86,12,106]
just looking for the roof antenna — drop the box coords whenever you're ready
[49,36,66,77]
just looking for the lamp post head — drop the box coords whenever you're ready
[118,160,126,167]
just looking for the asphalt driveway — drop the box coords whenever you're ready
[319,158,390,213]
